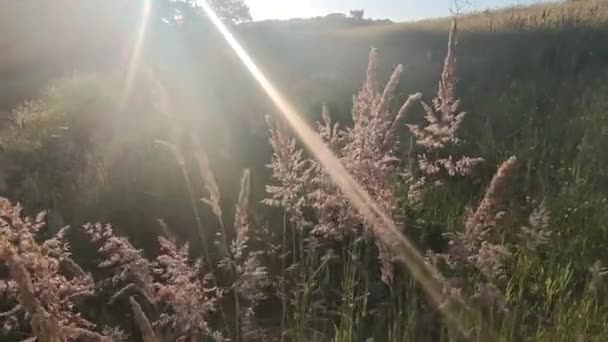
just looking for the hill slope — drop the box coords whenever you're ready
[2,0,608,217]
[3,2,608,340]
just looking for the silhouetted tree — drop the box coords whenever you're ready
[350,9,365,20]
[153,0,251,24]
[209,0,251,23]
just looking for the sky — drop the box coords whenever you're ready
[248,0,553,22]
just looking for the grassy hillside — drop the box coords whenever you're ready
[237,0,608,110]
[3,0,608,340]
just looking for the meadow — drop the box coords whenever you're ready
[2,0,608,341]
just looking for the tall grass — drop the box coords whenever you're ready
[3,3,608,341]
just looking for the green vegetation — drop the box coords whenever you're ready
[2,0,608,341]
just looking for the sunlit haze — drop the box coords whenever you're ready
[249,0,551,21]
[0,0,603,340]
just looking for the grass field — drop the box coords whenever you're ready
[2,1,608,341]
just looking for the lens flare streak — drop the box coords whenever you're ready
[120,0,151,111]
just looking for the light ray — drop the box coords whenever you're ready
[120,0,151,111]
[199,1,489,338]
